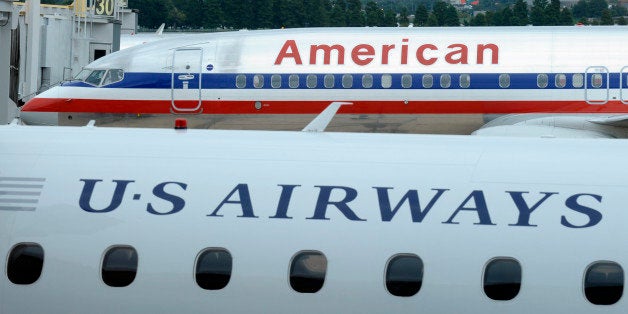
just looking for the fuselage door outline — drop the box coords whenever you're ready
[171,47,203,113]
[621,66,628,105]
[585,66,609,105]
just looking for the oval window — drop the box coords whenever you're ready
[585,261,624,305]
[196,249,233,290]
[290,251,327,293]
[102,246,138,287]
[386,254,424,297]
[7,243,44,285]
[483,258,522,301]
[362,74,373,88]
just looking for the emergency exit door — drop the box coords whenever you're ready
[171,48,203,112]
[585,66,609,105]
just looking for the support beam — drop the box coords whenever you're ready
[0,0,17,124]
[23,0,40,103]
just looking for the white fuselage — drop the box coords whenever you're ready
[1,124,627,313]
[20,27,628,135]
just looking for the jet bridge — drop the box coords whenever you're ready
[0,0,16,125]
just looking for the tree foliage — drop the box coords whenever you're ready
[129,0,625,30]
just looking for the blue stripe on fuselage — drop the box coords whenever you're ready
[60,72,623,90]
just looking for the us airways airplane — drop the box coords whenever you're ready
[19,26,628,137]
[1,120,627,313]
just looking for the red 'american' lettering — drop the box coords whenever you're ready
[274,39,499,66]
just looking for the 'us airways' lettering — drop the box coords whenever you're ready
[78,179,602,229]
[274,39,499,66]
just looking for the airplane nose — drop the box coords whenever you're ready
[20,97,60,126]
[19,110,59,126]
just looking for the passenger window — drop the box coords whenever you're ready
[440,74,451,88]
[381,74,392,88]
[499,74,510,88]
[422,74,433,88]
[555,74,567,88]
[342,74,353,88]
[235,74,246,88]
[7,243,44,285]
[385,254,423,297]
[271,74,281,88]
[401,74,412,88]
[101,69,124,86]
[85,69,106,86]
[362,74,373,88]
[537,74,548,88]
[573,74,584,88]
[483,258,521,301]
[289,74,299,88]
[591,74,603,88]
[196,249,232,290]
[290,251,327,293]
[584,261,624,305]
[307,74,317,88]
[102,246,138,287]
[460,74,470,88]
[324,74,335,88]
[253,75,264,88]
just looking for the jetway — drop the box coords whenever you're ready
[0,0,16,124]
[0,0,137,125]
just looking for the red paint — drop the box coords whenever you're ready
[22,98,628,115]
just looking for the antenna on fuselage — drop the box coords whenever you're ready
[302,102,352,132]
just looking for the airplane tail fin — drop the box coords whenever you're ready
[156,23,165,36]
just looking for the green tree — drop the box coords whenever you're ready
[444,4,459,26]
[471,13,488,26]
[617,16,627,25]
[589,0,609,17]
[134,0,172,29]
[559,7,574,25]
[545,0,560,25]
[398,6,410,26]
[365,1,384,26]
[382,8,398,26]
[426,12,439,26]
[330,0,347,26]
[305,0,330,27]
[414,4,429,27]
[530,0,549,25]
[600,8,613,24]
[572,0,589,18]
[513,0,529,25]
[346,0,365,26]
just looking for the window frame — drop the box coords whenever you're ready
[195,248,233,290]
[482,257,522,301]
[6,242,45,285]
[583,260,624,305]
[288,250,327,294]
[101,245,139,288]
[384,253,424,297]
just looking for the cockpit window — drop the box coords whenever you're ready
[85,70,106,86]
[74,69,92,82]
[76,69,124,86]
[102,69,125,86]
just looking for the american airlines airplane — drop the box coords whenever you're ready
[19,26,628,137]
[1,119,627,312]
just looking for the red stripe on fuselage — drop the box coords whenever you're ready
[22,98,628,114]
